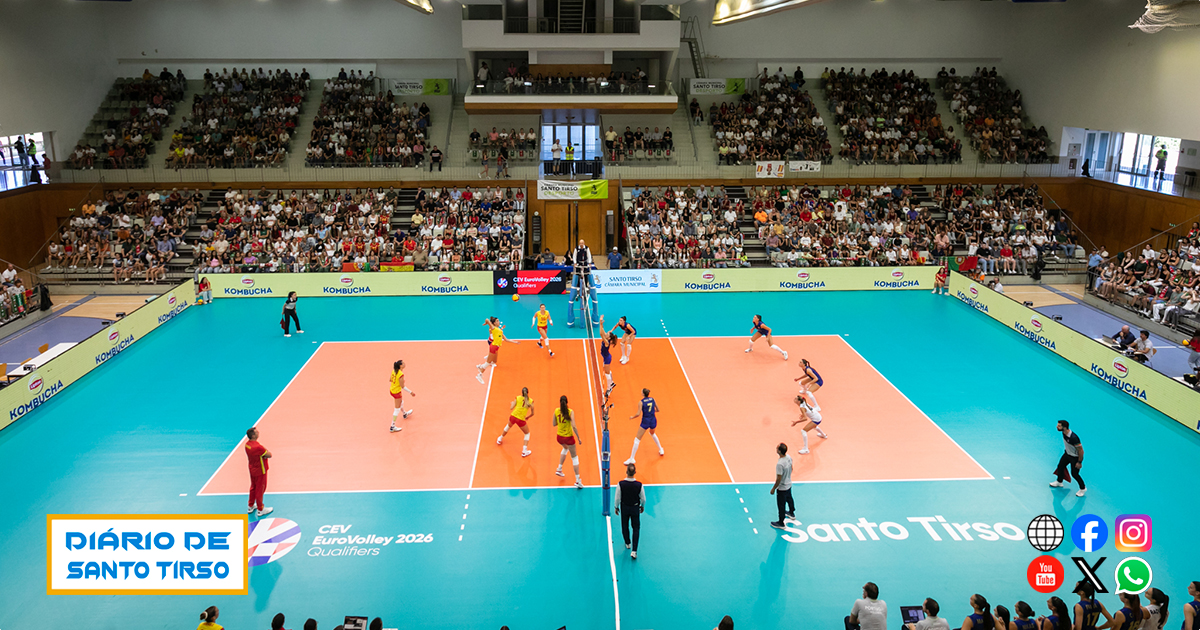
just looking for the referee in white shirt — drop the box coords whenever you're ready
[614,463,645,559]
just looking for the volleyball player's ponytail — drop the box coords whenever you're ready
[995,605,1011,630]
[199,606,218,623]
[1050,598,1071,630]
[1147,588,1168,629]
[393,360,402,372]
[801,358,810,368]
[1016,602,1034,621]
[559,395,569,420]
[974,595,991,630]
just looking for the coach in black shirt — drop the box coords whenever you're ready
[1050,420,1086,497]
[615,463,645,559]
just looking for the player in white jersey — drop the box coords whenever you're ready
[790,391,827,454]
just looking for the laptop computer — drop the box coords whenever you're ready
[901,606,927,626]
[343,616,368,630]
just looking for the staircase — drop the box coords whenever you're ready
[808,89,842,162]
[728,185,768,266]
[681,17,707,79]
[389,188,420,233]
[286,79,324,168]
[559,0,585,33]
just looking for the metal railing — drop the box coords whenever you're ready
[469,79,671,96]
[502,16,637,34]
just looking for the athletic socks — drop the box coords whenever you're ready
[605,373,614,389]
[815,427,828,438]
[652,433,663,455]
[802,430,809,450]
[770,344,785,357]
[630,437,641,459]
[746,339,754,352]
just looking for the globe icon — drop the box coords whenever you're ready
[1028,514,1064,552]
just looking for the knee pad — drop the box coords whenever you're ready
[571,456,580,466]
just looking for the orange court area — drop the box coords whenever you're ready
[670,335,991,484]
[200,340,491,495]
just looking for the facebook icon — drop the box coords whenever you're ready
[1071,515,1108,552]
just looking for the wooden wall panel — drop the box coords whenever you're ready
[0,185,101,271]
[577,200,605,256]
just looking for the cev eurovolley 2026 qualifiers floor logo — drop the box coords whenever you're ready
[247,518,301,566]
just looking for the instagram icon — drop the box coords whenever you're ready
[1115,515,1153,552]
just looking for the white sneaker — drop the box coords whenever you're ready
[631,551,637,559]
[575,480,584,489]
[390,425,402,433]
[256,507,274,517]
[1049,481,1063,487]
[403,409,413,419]
[745,348,752,353]
[782,351,789,361]
[620,357,628,364]
[496,436,503,445]
[1075,488,1087,497]
[247,506,256,513]
[624,458,635,465]
[284,333,291,337]
[798,448,810,454]
[555,468,565,477]
[297,330,304,334]
[625,543,631,549]
[521,449,531,457]
[658,448,665,456]
[475,373,485,384]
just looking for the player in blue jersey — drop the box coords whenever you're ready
[1183,582,1199,630]
[598,315,617,395]
[795,358,824,396]
[1099,594,1146,630]
[610,316,637,365]
[1072,581,1112,630]
[1040,598,1073,630]
[746,314,788,359]
[623,388,663,465]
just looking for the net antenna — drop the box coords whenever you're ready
[1130,0,1200,32]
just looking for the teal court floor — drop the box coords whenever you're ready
[1,290,1197,630]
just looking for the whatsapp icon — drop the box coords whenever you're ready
[1114,557,1153,594]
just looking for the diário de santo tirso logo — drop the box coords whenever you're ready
[247,518,301,567]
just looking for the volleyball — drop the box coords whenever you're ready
[512,294,519,302]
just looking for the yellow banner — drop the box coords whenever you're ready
[948,272,1199,433]
[205,271,494,298]
[660,266,936,293]
[1,281,194,430]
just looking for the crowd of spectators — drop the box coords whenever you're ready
[1091,225,1200,327]
[943,67,1050,164]
[168,67,308,168]
[623,185,750,269]
[603,125,674,160]
[476,62,653,94]
[305,71,435,167]
[1,264,32,325]
[68,69,185,170]
[704,69,832,165]
[45,188,202,284]
[193,186,526,273]
[824,68,960,165]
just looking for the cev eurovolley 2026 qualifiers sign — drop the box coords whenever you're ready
[0,281,194,430]
[47,515,248,595]
[948,272,1200,434]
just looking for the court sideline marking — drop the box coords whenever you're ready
[835,335,994,480]
[582,338,621,630]
[665,336,736,484]
[197,342,328,496]
[466,362,496,489]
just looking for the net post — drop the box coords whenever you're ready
[601,405,611,517]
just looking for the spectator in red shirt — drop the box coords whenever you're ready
[245,428,273,517]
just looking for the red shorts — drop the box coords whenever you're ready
[508,416,527,427]
[537,326,548,335]
[391,392,403,400]
[556,435,576,446]
[488,344,500,355]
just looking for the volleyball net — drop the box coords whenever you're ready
[577,270,613,516]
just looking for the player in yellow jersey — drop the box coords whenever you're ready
[388,359,416,433]
[496,387,534,456]
[553,395,584,488]
[532,304,554,357]
[476,317,519,384]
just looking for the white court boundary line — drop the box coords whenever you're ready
[581,337,622,630]
[835,335,994,480]
[666,337,736,484]
[197,342,328,496]
[466,359,496,489]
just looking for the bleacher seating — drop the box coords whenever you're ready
[306,75,432,167]
[167,68,307,168]
[709,76,831,165]
[601,126,675,163]
[622,186,748,269]
[944,69,1051,163]
[467,127,540,166]
[70,72,186,170]
[825,68,959,165]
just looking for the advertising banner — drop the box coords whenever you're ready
[0,282,193,430]
[392,79,451,95]
[755,161,786,178]
[592,269,662,294]
[492,270,572,295]
[47,515,248,595]
[789,161,822,173]
[660,267,935,293]
[689,78,746,95]
[206,272,493,298]
[948,272,1200,433]
[536,179,609,200]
